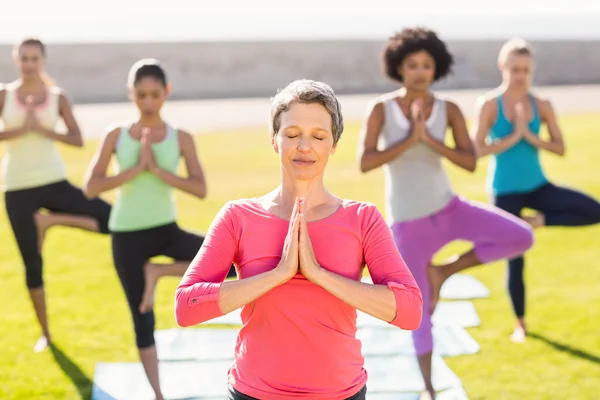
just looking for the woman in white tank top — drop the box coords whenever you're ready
[357,27,535,399]
[0,38,111,353]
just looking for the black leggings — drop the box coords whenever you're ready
[4,180,111,289]
[494,183,600,317]
[227,385,367,400]
[111,223,236,349]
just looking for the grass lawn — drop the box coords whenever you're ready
[0,113,599,400]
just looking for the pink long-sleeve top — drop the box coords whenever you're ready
[175,198,422,399]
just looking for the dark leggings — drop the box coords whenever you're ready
[494,183,600,317]
[111,223,236,349]
[227,385,367,400]
[4,180,111,289]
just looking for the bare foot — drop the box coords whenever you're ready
[524,213,545,229]
[34,212,50,252]
[510,319,527,343]
[33,335,50,353]
[420,388,436,400]
[139,263,161,314]
[427,264,446,314]
[510,326,527,343]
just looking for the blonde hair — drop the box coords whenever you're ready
[14,37,56,87]
[498,37,533,65]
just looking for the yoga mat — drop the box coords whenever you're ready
[440,274,490,300]
[365,354,463,393]
[93,356,462,400]
[91,360,231,400]
[155,328,237,362]
[369,388,469,400]
[358,325,480,358]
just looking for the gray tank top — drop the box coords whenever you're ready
[377,93,454,224]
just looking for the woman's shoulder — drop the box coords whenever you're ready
[217,198,274,219]
[336,199,383,220]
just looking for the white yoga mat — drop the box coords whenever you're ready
[91,360,231,400]
[155,328,237,362]
[365,354,463,393]
[369,387,469,400]
[440,274,490,300]
[358,325,480,358]
[92,356,462,400]
[201,300,480,329]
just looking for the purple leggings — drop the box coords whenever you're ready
[392,196,534,356]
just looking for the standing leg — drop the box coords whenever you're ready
[527,183,600,227]
[493,193,529,342]
[392,219,442,399]
[111,230,164,400]
[139,224,237,314]
[38,180,111,250]
[5,189,51,352]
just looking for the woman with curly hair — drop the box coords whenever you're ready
[357,27,535,399]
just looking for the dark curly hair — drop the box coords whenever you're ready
[382,27,454,83]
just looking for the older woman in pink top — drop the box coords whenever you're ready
[174,79,423,400]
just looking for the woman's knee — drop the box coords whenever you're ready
[512,222,535,253]
[23,253,44,288]
[134,312,156,348]
[412,315,433,356]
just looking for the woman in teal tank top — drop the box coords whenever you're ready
[472,38,600,343]
[83,59,234,400]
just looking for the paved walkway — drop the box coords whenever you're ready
[71,85,600,138]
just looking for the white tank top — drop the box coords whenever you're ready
[377,92,455,224]
[0,83,66,192]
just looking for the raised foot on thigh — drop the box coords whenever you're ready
[139,263,161,314]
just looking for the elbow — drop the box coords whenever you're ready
[174,296,196,327]
[196,186,207,200]
[82,185,95,200]
[398,302,424,331]
[82,181,97,200]
[388,287,424,331]
[359,159,372,174]
[71,133,84,147]
[463,156,477,173]
[174,311,195,328]
[556,144,566,157]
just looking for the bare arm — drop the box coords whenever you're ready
[0,89,26,141]
[357,101,418,173]
[82,127,144,199]
[38,93,84,147]
[472,97,523,158]
[150,130,207,199]
[522,99,565,156]
[421,101,476,172]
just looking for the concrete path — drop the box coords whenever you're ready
[71,85,600,138]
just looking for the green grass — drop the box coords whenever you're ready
[1,113,600,400]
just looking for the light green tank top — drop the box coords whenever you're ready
[108,124,180,232]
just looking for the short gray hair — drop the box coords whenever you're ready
[269,79,344,145]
